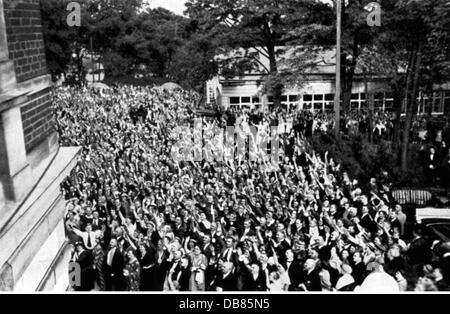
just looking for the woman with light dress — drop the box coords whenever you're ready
[189,244,208,291]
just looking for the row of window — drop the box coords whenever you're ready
[227,91,450,114]
[412,91,450,114]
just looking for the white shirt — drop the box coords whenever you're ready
[73,229,96,250]
[107,248,116,266]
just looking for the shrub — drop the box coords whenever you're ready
[309,133,426,188]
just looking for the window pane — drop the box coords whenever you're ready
[230,97,240,104]
[241,97,251,103]
[314,102,323,110]
[325,102,334,112]
[385,100,394,111]
[444,97,450,112]
[314,94,323,101]
[375,93,383,101]
[351,93,359,100]
[325,94,334,101]
[252,97,260,103]
[289,95,299,102]
[374,100,383,111]
[303,95,312,101]
[268,96,274,103]
[303,102,312,110]
[423,97,431,114]
[432,93,443,113]
[281,96,288,102]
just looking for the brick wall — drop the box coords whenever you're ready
[21,87,53,152]
[3,0,47,83]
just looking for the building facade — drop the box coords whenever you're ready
[207,49,450,115]
[0,0,79,291]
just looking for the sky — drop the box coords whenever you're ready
[144,0,335,17]
[145,0,188,16]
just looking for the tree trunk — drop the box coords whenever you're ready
[341,32,359,114]
[364,72,375,144]
[394,53,414,152]
[267,43,282,108]
[392,80,403,149]
[401,41,423,173]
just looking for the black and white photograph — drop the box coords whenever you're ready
[0,0,450,296]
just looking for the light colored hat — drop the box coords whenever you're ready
[342,264,353,275]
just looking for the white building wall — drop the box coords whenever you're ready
[211,74,389,110]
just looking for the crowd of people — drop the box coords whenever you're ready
[56,85,450,292]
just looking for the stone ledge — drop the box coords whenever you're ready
[0,74,52,113]
[0,60,17,94]
[0,146,80,291]
[14,218,68,292]
[36,236,71,292]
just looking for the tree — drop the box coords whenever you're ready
[378,0,450,173]
[132,8,188,77]
[84,0,143,78]
[357,47,395,143]
[185,0,331,107]
[40,0,142,80]
[167,31,218,93]
[331,0,385,114]
[40,0,89,80]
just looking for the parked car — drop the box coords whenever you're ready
[416,208,450,242]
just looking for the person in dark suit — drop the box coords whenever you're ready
[104,238,125,291]
[168,256,192,291]
[210,223,226,252]
[91,211,104,232]
[220,237,239,266]
[146,222,161,247]
[75,242,94,291]
[299,259,322,292]
[274,232,291,265]
[407,225,433,273]
[282,250,303,290]
[215,261,237,291]
[360,206,376,234]
[424,147,439,186]
[351,251,367,285]
[137,243,155,291]
[241,263,267,291]
[173,216,187,239]
[202,235,215,261]
[152,239,171,291]
[223,212,244,238]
